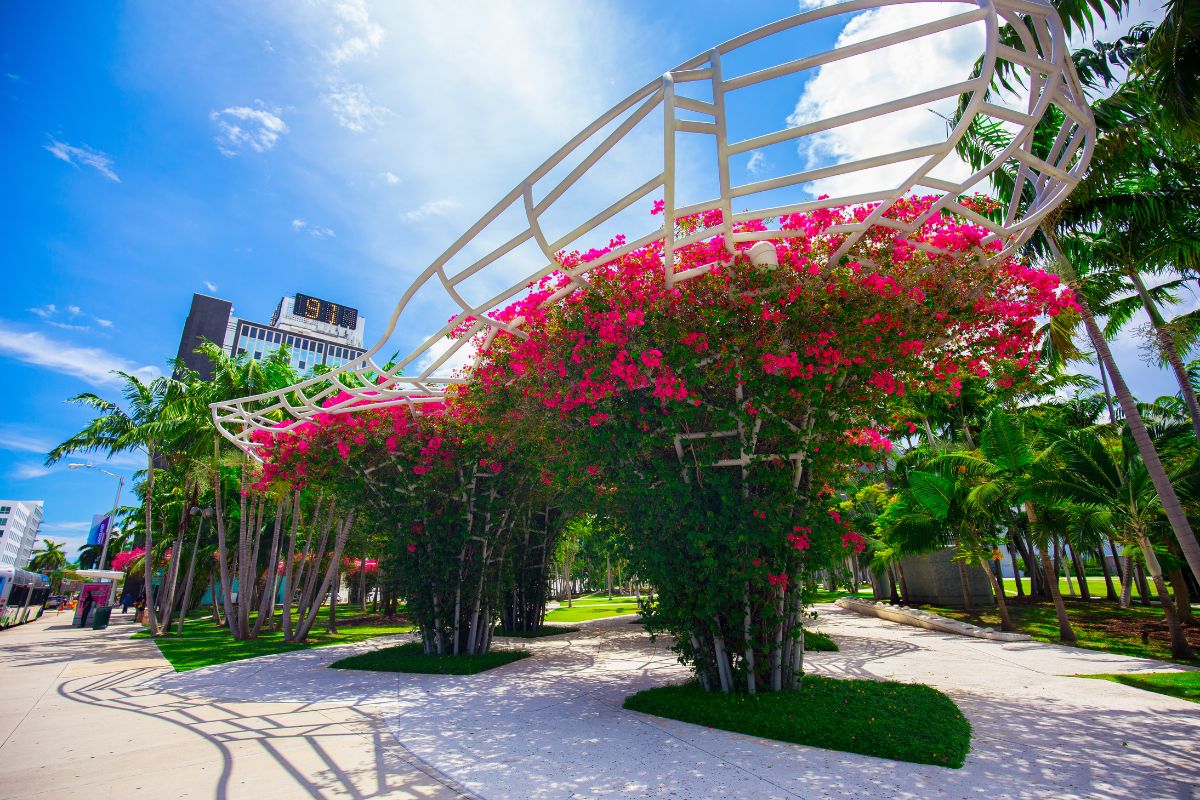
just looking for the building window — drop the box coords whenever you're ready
[0,506,9,513]
[299,361,306,370]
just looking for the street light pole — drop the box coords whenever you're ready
[99,474,123,571]
[69,464,125,571]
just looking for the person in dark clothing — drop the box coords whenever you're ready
[121,592,133,613]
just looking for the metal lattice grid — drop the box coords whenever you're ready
[213,0,1095,454]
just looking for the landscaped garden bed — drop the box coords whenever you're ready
[329,642,531,674]
[624,676,971,768]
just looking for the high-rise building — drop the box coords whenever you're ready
[0,501,44,569]
[175,292,367,379]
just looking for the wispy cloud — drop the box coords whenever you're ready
[380,171,400,185]
[10,463,53,480]
[323,80,390,132]
[327,0,385,65]
[0,427,53,455]
[399,198,460,223]
[41,521,90,534]
[291,218,336,238]
[26,302,112,333]
[203,280,218,292]
[44,138,121,182]
[746,150,769,176]
[210,103,288,156]
[0,319,160,387]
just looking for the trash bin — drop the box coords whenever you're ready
[92,606,112,630]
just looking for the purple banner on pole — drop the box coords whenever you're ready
[87,514,110,547]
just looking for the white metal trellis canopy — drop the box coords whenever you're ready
[212,0,1095,455]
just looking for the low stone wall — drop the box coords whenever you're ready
[835,597,1031,642]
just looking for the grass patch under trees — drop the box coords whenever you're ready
[329,641,531,674]
[136,610,414,672]
[804,630,838,651]
[494,625,581,638]
[1074,671,1200,703]
[927,599,1200,666]
[624,676,970,768]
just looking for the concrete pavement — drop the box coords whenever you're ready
[0,611,470,799]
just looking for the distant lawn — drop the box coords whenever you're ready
[1001,576,1160,601]
[808,588,869,605]
[625,676,970,768]
[927,599,1200,666]
[330,642,530,674]
[546,593,642,622]
[1075,671,1200,703]
[494,625,580,638]
[136,609,413,672]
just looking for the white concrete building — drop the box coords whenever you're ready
[0,501,44,569]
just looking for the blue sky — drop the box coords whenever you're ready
[0,0,1182,559]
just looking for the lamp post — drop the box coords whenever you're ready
[68,464,124,571]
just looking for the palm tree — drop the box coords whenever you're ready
[1031,426,1196,659]
[953,21,1200,584]
[46,371,185,636]
[29,539,67,572]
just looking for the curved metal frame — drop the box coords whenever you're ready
[213,0,1095,454]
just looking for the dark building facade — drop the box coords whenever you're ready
[175,292,367,379]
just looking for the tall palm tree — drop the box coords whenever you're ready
[29,539,67,572]
[46,371,185,636]
[953,24,1200,583]
[1031,426,1196,659]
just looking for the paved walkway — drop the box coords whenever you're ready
[0,611,467,799]
[2,607,1197,799]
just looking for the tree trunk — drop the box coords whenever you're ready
[1025,503,1075,642]
[1069,545,1091,601]
[1007,538,1025,598]
[1167,566,1195,625]
[176,517,204,635]
[252,500,285,638]
[1132,525,1194,660]
[979,556,1015,631]
[1119,554,1134,609]
[1098,547,1118,602]
[142,447,159,636]
[956,558,974,611]
[212,437,240,638]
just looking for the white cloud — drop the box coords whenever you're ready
[0,427,53,455]
[399,198,460,223]
[381,171,400,185]
[0,319,160,388]
[95,317,113,328]
[291,218,336,238]
[10,463,53,480]
[44,139,121,182]
[28,304,56,319]
[323,80,390,132]
[203,280,218,292]
[210,103,288,156]
[746,150,769,176]
[787,3,984,198]
[67,305,81,315]
[327,0,385,65]
[46,320,91,332]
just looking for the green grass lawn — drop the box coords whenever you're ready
[1001,575,1159,600]
[494,625,581,638]
[545,593,642,622]
[808,588,869,605]
[625,676,970,768]
[1075,671,1200,703]
[804,629,838,651]
[927,599,1200,666]
[136,609,413,672]
[330,642,530,674]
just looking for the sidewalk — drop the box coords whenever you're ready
[0,611,468,799]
